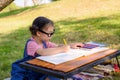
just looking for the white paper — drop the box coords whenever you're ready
[36,47,109,65]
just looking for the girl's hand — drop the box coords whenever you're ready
[70,43,84,49]
[60,45,70,52]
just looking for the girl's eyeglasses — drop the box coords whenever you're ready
[39,29,55,37]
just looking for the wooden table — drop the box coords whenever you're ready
[20,49,120,80]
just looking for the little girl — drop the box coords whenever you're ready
[11,16,84,80]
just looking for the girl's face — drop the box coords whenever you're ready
[38,25,55,42]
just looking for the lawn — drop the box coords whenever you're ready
[0,0,120,79]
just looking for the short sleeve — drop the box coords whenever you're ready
[46,42,57,48]
[27,41,41,56]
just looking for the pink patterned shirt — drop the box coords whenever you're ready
[27,37,56,56]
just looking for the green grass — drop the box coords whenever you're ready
[54,14,120,48]
[0,0,120,79]
[0,27,30,79]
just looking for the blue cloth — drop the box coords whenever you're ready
[11,39,60,80]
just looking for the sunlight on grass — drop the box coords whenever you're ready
[0,0,120,34]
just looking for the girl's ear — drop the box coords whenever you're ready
[36,31,41,37]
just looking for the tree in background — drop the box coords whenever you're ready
[24,0,28,7]
[0,0,14,11]
[0,0,58,11]
[24,0,43,6]
[32,0,40,5]
[31,0,52,6]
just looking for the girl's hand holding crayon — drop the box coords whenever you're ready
[63,39,84,49]
[59,45,70,53]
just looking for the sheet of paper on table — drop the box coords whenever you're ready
[36,47,109,65]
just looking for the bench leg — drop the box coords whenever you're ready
[116,56,120,68]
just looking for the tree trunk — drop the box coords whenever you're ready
[0,0,14,11]
[32,0,40,5]
[24,0,28,7]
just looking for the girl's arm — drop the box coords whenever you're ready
[36,45,70,56]
[36,42,84,56]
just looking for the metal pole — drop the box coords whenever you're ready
[116,56,120,68]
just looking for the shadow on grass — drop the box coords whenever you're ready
[54,13,120,44]
[56,14,120,30]
[0,6,38,18]
[0,13,120,80]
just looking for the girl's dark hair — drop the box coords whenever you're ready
[29,16,54,35]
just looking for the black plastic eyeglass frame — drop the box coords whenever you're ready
[39,29,55,37]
